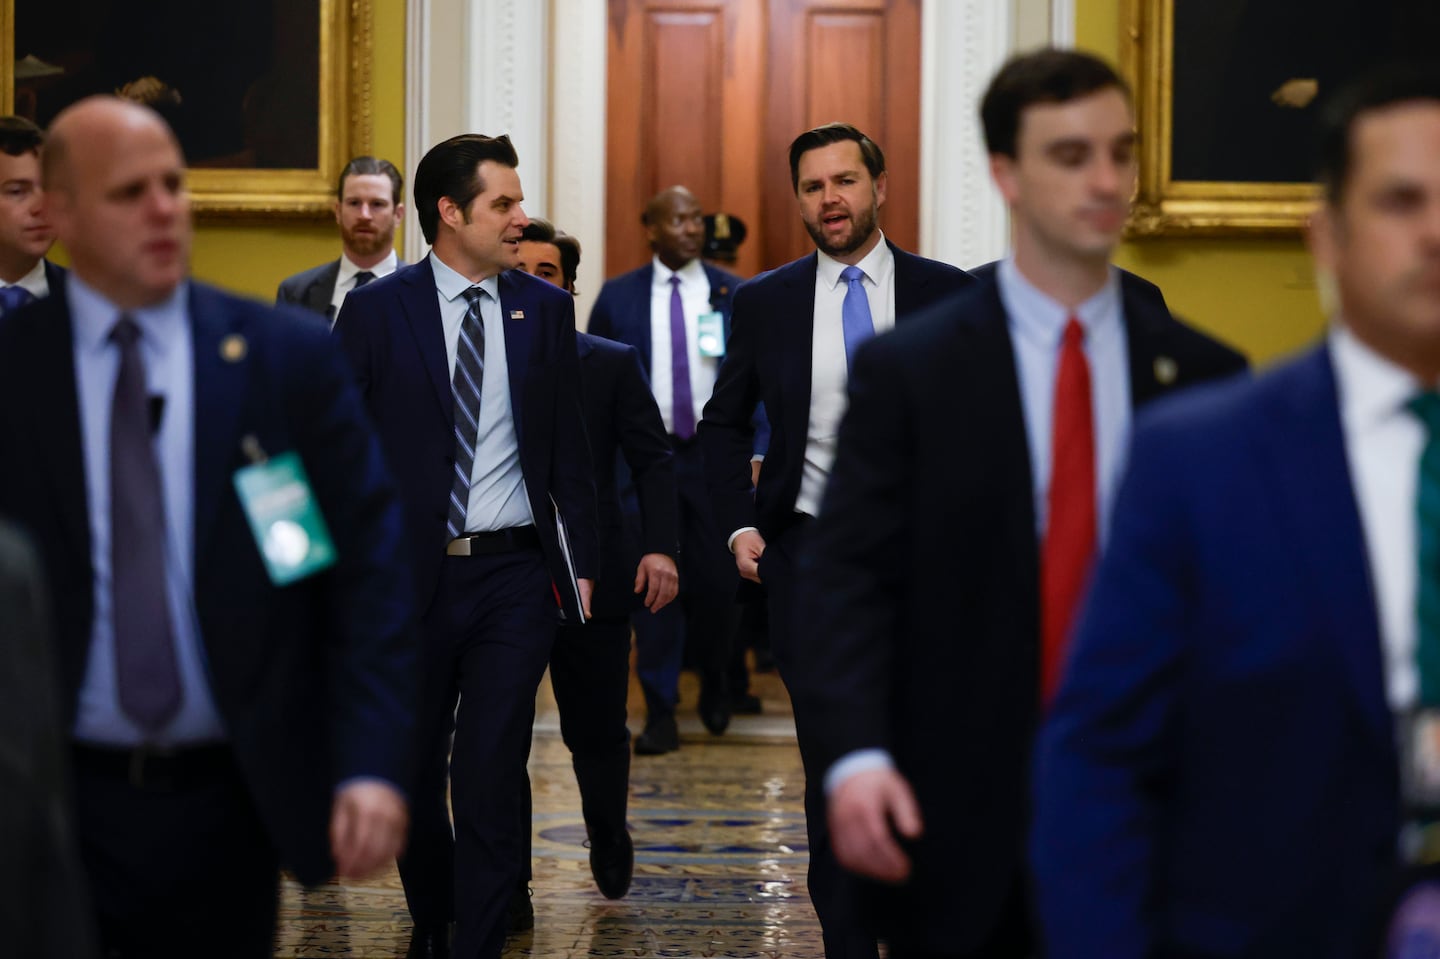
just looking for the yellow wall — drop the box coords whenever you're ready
[187,0,407,303]
[1077,0,1326,365]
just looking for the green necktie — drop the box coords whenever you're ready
[1411,392,1440,706]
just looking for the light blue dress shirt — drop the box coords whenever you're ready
[69,276,227,747]
[430,253,534,532]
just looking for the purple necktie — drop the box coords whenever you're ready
[110,316,181,732]
[669,276,695,440]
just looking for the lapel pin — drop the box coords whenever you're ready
[509,310,525,320]
[1154,356,1178,385]
[221,334,248,363]
[717,285,729,297]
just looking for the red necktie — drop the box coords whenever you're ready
[1040,317,1096,706]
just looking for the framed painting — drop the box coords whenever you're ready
[3,0,373,218]
[1121,0,1440,236]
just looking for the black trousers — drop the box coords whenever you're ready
[399,548,556,959]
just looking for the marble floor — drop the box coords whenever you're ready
[273,666,822,958]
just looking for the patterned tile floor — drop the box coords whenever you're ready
[273,667,822,958]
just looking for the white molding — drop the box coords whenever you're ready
[466,0,550,218]
[403,0,433,263]
[1051,0,1076,48]
[920,0,1012,271]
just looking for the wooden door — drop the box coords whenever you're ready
[605,0,921,279]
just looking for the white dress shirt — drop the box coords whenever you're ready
[330,249,399,316]
[1332,322,1422,712]
[648,256,718,435]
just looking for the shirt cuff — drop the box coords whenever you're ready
[824,749,895,796]
[727,526,760,552]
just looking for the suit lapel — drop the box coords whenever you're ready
[779,256,818,478]
[400,259,454,424]
[975,277,1040,562]
[1119,273,1182,408]
[891,243,931,320]
[28,296,89,570]
[498,272,536,442]
[190,285,250,561]
[630,266,654,373]
[305,261,339,316]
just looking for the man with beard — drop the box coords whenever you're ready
[698,122,972,959]
[277,156,405,325]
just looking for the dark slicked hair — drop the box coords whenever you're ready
[788,123,885,192]
[521,216,583,294]
[981,48,1130,158]
[0,116,43,157]
[412,134,518,245]
[337,155,403,205]
[1317,61,1440,206]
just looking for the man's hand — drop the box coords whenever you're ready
[732,530,766,583]
[578,578,594,620]
[330,780,408,879]
[828,767,924,884]
[750,458,763,490]
[634,553,679,612]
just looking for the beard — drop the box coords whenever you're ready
[804,202,879,259]
[343,222,392,258]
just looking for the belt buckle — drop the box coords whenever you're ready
[447,536,472,557]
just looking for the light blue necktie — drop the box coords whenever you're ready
[840,265,874,370]
[447,287,487,538]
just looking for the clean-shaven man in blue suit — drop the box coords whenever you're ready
[335,134,597,959]
[0,97,415,958]
[701,122,974,959]
[0,115,65,314]
[589,185,744,753]
[1032,63,1440,959]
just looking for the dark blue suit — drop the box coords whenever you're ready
[335,256,597,959]
[589,260,746,716]
[701,241,973,959]
[1032,344,1396,959]
[0,278,416,950]
[794,265,1247,957]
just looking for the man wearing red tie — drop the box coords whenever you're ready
[792,49,1246,959]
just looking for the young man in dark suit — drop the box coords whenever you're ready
[700,122,974,959]
[588,185,745,753]
[795,52,1247,959]
[276,156,405,324]
[334,135,598,959]
[0,96,415,959]
[0,115,63,313]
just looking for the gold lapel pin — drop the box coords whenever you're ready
[1154,356,1178,385]
[509,310,525,320]
[221,334,248,362]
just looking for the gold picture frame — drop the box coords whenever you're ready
[3,0,372,219]
[1121,0,1319,237]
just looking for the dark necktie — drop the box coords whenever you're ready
[839,265,875,369]
[109,316,181,732]
[1411,392,1440,705]
[0,285,34,315]
[447,287,488,538]
[353,270,376,289]
[1040,316,1096,706]
[669,276,695,440]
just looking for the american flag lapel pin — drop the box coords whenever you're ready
[510,309,525,320]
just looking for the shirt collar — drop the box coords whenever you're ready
[1331,319,1425,433]
[653,255,706,288]
[816,231,893,291]
[430,251,500,303]
[6,258,49,299]
[998,256,1121,347]
[338,249,397,286]
[68,273,188,356]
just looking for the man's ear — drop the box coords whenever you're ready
[989,153,1020,207]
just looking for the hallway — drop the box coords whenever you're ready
[272,670,823,958]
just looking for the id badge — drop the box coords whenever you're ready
[233,449,337,586]
[697,311,726,358]
[1403,710,1440,815]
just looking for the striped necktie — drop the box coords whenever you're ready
[447,286,488,538]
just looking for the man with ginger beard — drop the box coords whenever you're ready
[698,122,972,959]
[0,96,415,958]
[278,156,405,325]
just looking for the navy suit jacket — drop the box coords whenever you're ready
[794,265,1248,953]
[700,242,974,542]
[1032,344,1396,959]
[334,257,598,624]
[276,256,405,321]
[0,278,417,886]
[577,333,678,618]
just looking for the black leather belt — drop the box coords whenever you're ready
[446,524,541,556]
[72,742,233,791]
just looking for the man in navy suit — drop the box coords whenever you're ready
[0,116,64,313]
[335,135,598,959]
[794,54,1246,959]
[700,122,974,959]
[1032,63,1440,959]
[589,185,744,753]
[512,218,677,913]
[0,97,415,958]
[276,156,405,325]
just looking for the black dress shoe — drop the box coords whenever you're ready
[506,882,534,934]
[729,692,762,715]
[407,922,454,959]
[634,713,679,754]
[589,830,635,899]
[698,677,731,736]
